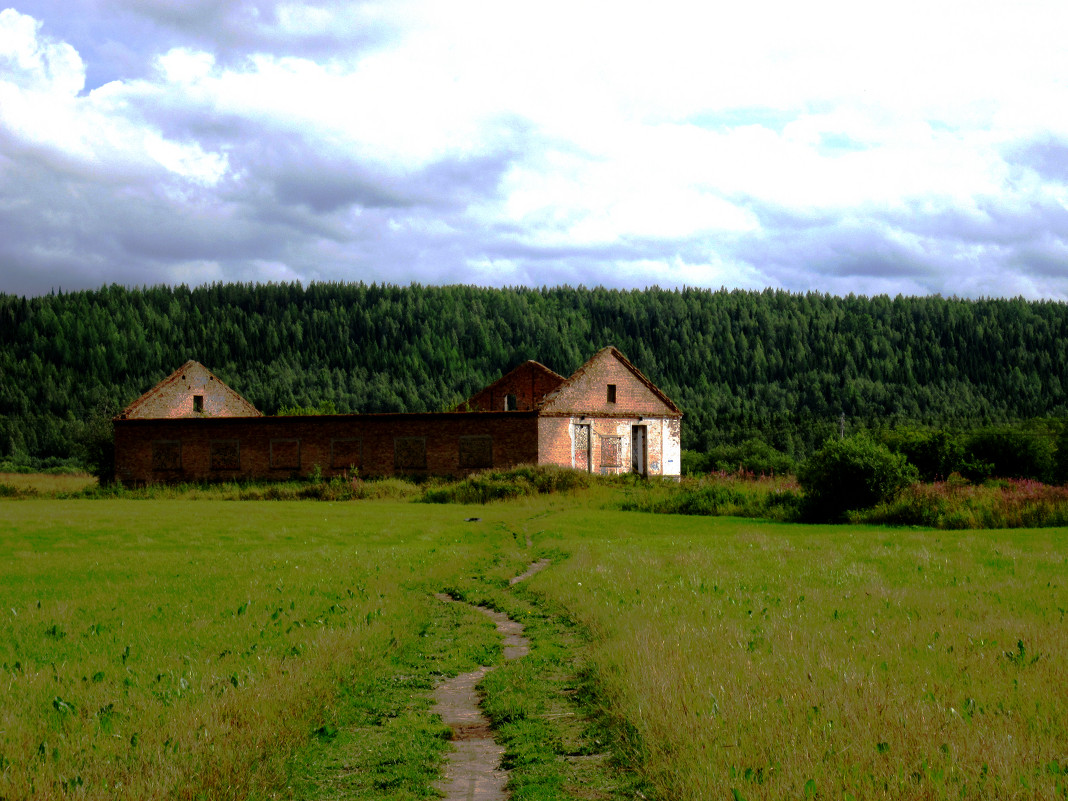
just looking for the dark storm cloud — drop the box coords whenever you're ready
[239,137,519,215]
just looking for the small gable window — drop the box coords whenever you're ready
[504,394,517,411]
[193,395,204,413]
[607,384,616,404]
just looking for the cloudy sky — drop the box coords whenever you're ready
[2,1,1068,299]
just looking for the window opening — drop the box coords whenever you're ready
[505,394,517,411]
[607,384,616,403]
[193,395,204,413]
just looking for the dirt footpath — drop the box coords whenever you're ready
[432,559,550,800]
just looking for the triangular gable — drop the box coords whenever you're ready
[118,360,261,419]
[538,347,682,417]
[462,360,566,411]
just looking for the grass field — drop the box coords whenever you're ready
[2,494,1066,799]
[0,472,97,494]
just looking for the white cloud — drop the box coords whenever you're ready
[0,7,84,93]
[155,46,215,83]
[3,1,1068,299]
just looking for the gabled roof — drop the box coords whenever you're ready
[538,346,682,416]
[486,360,564,395]
[118,360,261,420]
[461,360,566,411]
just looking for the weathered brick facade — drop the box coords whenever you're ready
[113,347,682,484]
[463,360,565,411]
[117,360,261,419]
[536,347,682,476]
[115,412,540,483]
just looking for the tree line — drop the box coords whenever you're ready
[1,282,1066,469]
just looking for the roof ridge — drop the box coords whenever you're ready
[538,347,681,414]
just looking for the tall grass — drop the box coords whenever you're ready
[420,464,594,504]
[617,473,803,521]
[54,474,423,501]
[854,477,1068,528]
[524,511,1068,800]
[12,465,1068,531]
[0,472,97,494]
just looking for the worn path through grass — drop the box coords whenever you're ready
[431,557,545,801]
[4,493,1066,800]
[0,499,534,799]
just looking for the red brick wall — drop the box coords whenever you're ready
[466,362,565,411]
[537,417,575,469]
[539,351,679,418]
[115,412,539,484]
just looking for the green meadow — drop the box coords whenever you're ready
[1,495,1066,800]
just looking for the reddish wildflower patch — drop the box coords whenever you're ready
[854,476,1068,528]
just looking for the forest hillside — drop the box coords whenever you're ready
[1,283,1066,466]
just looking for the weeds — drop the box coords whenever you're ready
[854,476,1068,528]
[420,465,593,504]
[618,473,803,521]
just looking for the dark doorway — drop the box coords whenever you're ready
[631,425,647,476]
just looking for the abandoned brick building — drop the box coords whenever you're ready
[113,347,682,484]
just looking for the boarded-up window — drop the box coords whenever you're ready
[394,437,427,470]
[573,424,590,472]
[152,440,182,471]
[270,439,301,469]
[601,436,622,467]
[210,440,240,470]
[331,438,362,470]
[458,435,493,469]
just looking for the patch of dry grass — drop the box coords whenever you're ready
[0,471,97,493]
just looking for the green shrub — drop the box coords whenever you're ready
[798,435,918,521]
[875,426,966,481]
[965,426,1056,483]
[683,439,795,476]
[1052,420,1068,484]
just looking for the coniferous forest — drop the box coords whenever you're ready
[1,282,1066,469]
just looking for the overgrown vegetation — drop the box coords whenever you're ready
[6,459,1068,529]
[852,477,1068,528]
[619,474,802,521]
[797,435,918,521]
[421,464,594,504]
